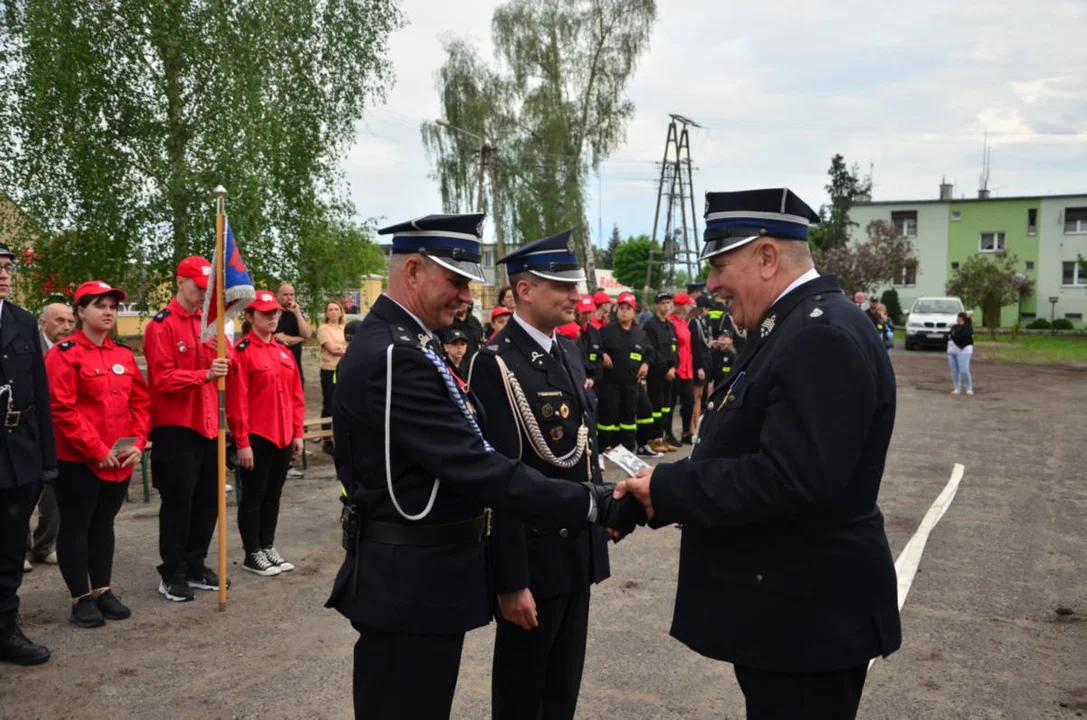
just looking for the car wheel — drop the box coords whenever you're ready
[904,339,915,351]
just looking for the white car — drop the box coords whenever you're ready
[904,297,964,351]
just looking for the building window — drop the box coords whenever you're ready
[891,211,918,237]
[1027,208,1037,235]
[1066,313,1084,322]
[979,232,1005,252]
[1065,207,1087,234]
[1025,261,1035,271]
[482,249,495,267]
[1063,261,1087,286]
[951,211,961,222]
[951,262,960,271]
[893,263,917,287]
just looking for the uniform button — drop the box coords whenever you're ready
[558,528,569,538]
[755,574,763,583]
[727,395,736,403]
[707,402,715,410]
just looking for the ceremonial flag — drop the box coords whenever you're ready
[201,218,255,341]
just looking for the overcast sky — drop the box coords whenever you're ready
[343,0,1087,247]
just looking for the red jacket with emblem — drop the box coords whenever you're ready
[45,330,151,481]
[232,332,305,450]
[143,297,244,439]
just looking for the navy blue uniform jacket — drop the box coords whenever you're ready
[0,301,57,488]
[326,296,590,635]
[651,275,902,672]
[469,319,610,601]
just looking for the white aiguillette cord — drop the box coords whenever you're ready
[385,343,495,522]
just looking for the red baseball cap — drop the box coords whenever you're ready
[617,292,637,307]
[556,322,581,339]
[593,291,612,305]
[177,256,212,289]
[74,280,126,305]
[673,292,693,306]
[246,290,281,313]
[490,305,512,322]
[576,295,596,313]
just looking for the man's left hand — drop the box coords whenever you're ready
[615,466,655,520]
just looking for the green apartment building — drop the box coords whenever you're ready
[848,185,1087,327]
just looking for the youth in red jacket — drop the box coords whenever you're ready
[231,290,305,577]
[45,281,150,625]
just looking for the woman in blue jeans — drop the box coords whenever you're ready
[947,312,974,395]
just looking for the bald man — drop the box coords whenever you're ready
[26,304,75,569]
[274,283,312,385]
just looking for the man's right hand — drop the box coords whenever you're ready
[206,357,230,381]
[236,446,254,470]
[497,588,538,630]
[602,352,613,369]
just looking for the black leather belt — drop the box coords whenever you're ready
[363,512,491,546]
[4,404,34,429]
[528,526,574,538]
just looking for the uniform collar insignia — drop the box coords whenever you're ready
[810,308,823,318]
[759,314,776,339]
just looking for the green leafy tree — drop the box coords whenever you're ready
[945,252,1035,330]
[813,219,917,297]
[820,154,870,249]
[422,0,657,286]
[612,234,661,290]
[0,0,401,310]
[599,223,621,269]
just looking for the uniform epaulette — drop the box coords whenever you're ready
[274,337,289,347]
[153,308,171,323]
[236,338,251,351]
[114,341,133,352]
[803,293,830,322]
[57,340,76,351]
[390,324,426,347]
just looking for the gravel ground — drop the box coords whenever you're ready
[3,347,1085,719]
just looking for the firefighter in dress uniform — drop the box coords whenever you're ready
[468,230,611,720]
[325,213,644,720]
[615,188,901,720]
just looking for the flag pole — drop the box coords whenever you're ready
[213,185,229,612]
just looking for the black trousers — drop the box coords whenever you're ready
[672,378,694,438]
[492,583,591,720]
[26,484,59,561]
[636,382,655,446]
[0,482,40,622]
[734,664,869,720]
[645,371,669,437]
[320,368,336,433]
[236,435,292,554]
[151,426,218,581]
[596,383,636,451]
[54,462,129,598]
[352,622,465,719]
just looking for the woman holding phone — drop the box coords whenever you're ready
[45,281,150,628]
[232,291,305,577]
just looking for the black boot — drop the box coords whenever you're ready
[0,616,51,666]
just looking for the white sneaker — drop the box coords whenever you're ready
[286,468,304,479]
[263,547,295,572]
[243,551,281,577]
[23,559,32,572]
[965,389,974,396]
[951,389,960,395]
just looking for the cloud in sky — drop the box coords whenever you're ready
[345,0,1087,246]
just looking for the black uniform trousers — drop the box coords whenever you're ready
[492,582,591,720]
[151,426,218,581]
[636,382,655,447]
[352,622,465,719]
[26,484,59,562]
[596,384,636,451]
[734,664,869,720]
[671,378,694,439]
[645,371,669,438]
[0,481,41,621]
[54,462,130,598]
[236,435,292,555]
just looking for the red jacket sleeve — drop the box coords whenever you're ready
[226,345,250,449]
[128,358,151,452]
[45,347,112,465]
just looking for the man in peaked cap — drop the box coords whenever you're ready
[615,188,901,719]
[467,229,615,720]
[326,215,643,719]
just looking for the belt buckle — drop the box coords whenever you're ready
[484,508,493,538]
[3,411,19,428]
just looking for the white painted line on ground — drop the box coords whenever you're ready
[870,463,966,671]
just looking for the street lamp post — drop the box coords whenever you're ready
[434,118,506,287]
[1049,296,1058,336]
